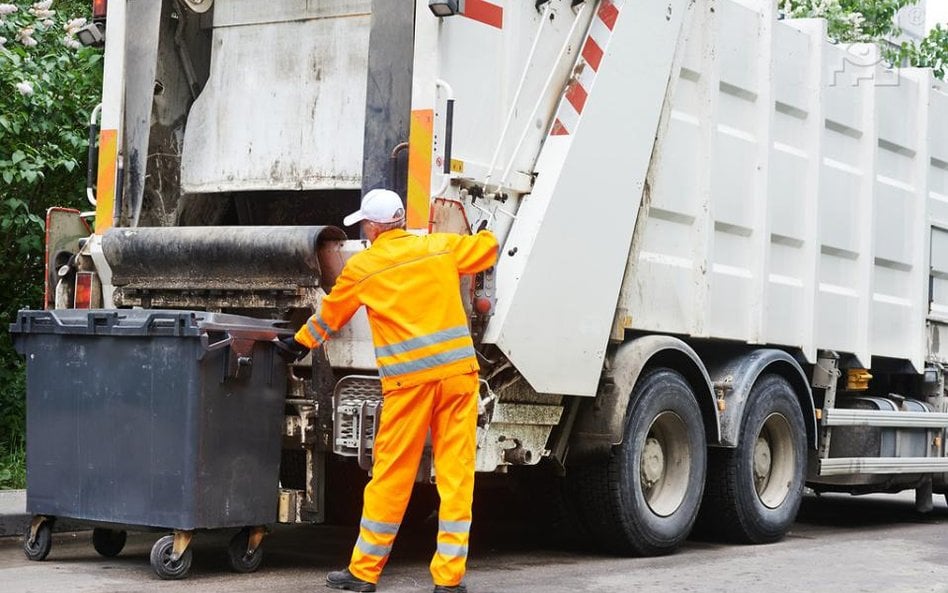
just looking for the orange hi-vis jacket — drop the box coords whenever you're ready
[295,229,499,391]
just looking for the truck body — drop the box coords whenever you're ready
[47,0,948,555]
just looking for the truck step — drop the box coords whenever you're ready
[822,409,948,429]
[818,457,948,476]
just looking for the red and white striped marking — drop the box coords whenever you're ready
[462,0,504,29]
[550,0,625,136]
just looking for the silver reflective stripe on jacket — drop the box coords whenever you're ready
[377,345,476,378]
[374,325,471,358]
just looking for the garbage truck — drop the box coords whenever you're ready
[36,0,948,564]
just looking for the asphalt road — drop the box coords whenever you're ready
[1,491,946,593]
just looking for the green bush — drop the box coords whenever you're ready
[1,0,101,489]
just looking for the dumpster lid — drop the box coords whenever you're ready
[9,309,292,339]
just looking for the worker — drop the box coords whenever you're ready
[278,188,499,593]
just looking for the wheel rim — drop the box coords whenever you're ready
[640,411,691,517]
[161,545,186,574]
[754,412,795,509]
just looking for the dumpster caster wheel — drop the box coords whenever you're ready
[150,534,192,580]
[92,528,127,557]
[228,527,265,573]
[23,517,52,561]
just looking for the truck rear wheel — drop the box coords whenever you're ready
[697,374,805,543]
[568,368,706,556]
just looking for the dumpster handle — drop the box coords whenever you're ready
[201,333,233,352]
[142,312,194,336]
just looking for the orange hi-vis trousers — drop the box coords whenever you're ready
[348,371,479,587]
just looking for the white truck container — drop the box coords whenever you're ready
[44,0,948,562]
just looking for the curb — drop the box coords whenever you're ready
[0,490,28,538]
[0,491,86,538]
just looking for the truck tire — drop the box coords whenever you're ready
[567,368,706,556]
[697,374,805,544]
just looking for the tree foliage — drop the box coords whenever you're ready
[781,0,948,79]
[0,0,100,488]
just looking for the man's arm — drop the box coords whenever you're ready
[294,265,362,349]
[443,230,499,275]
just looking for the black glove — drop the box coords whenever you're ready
[275,334,308,363]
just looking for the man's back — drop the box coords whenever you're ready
[298,229,498,391]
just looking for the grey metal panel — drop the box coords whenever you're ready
[181,0,372,193]
[122,0,163,226]
[361,0,414,196]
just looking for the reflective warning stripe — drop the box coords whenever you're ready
[374,325,471,358]
[407,109,434,230]
[306,316,334,346]
[436,542,469,558]
[378,345,476,378]
[356,536,392,558]
[462,0,503,29]
[94,129,118,234]
[548,0,626,137]
[361,518,400,535]
[438,520,471,534]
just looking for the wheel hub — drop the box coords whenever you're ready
[755,413,795,509]
[639,411,691,517]
[753,436,772,489]
[641,437,666,486]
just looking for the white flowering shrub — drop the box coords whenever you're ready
[781,0,946,79]
[0,0,101,489]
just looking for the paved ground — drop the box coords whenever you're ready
[0,490,27,537]
[1,491,946,593]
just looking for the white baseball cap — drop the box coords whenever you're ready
[343,189,406,227]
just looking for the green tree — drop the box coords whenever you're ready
[781,0,948,79]
[0,0,101,488]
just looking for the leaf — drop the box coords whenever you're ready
[10,150,26,164]
[1,171,12,184]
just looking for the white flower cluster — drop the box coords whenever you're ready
[62,16,84,49]
[780,0,867,40]
[29,0,54,27]
[16,80,34,96]
[17,26,36,47]
[0,2,17,28]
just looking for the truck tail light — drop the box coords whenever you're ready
[75,271,95,309]
[93,0,107,20]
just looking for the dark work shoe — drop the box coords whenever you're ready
[433,585,467,593]
[326,568,376,592]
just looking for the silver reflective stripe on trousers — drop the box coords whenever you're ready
[436,542,469,558]
[378,345,476,377]
[356,536,392,558]
[362,518,400,535]
[438,520,471,533]
[374,325,471,358]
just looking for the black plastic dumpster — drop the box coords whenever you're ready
[9,309,290,578]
